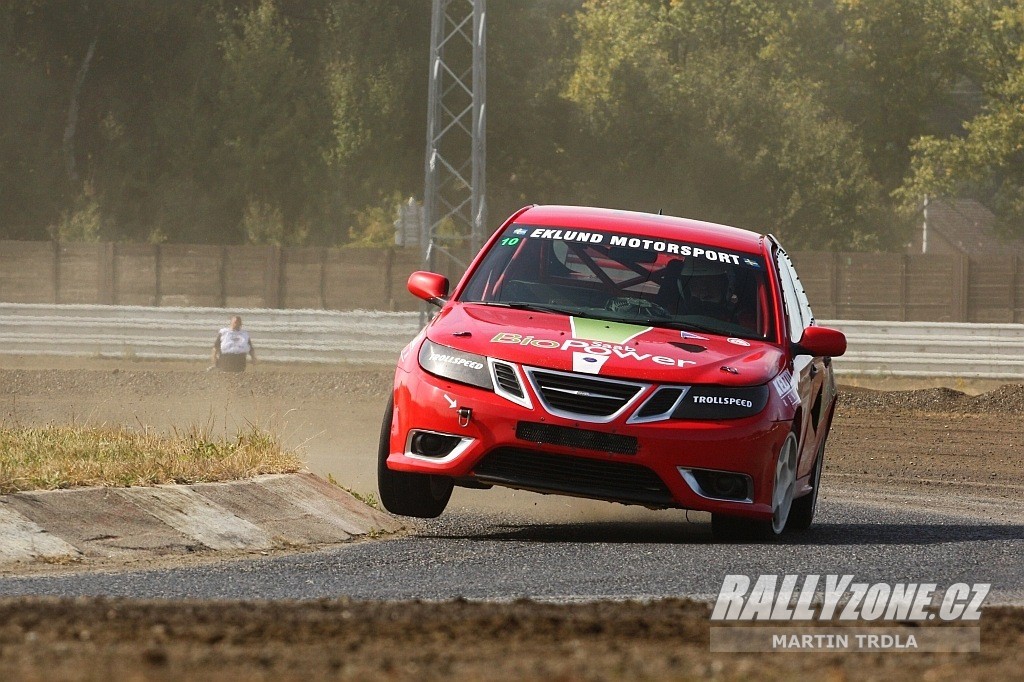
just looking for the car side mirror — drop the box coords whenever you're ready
[408,271,450,307]
[794,325,846,357]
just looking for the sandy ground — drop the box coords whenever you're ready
[2,356,1024,679]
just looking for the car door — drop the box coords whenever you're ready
[774,247,827,478]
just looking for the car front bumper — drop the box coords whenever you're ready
[386,365,792,520]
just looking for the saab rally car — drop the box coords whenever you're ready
[379,205,846,538]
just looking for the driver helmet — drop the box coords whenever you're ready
[678,259,732,304]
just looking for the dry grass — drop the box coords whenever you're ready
[0,423,303,494]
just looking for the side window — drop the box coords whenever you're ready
[790,260,814,330]
[775,249,808,342]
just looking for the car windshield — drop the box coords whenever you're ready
[459,224,775,340]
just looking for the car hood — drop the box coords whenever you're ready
[426,304,785,386]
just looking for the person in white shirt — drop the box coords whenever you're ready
[212,315,256,372]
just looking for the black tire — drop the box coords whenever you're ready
[788,439,825,531]
[377,397,454,518]
[711,432,798,542]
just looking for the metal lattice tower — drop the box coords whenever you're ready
[423,0,486,276]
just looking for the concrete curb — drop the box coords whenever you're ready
[0,473,403,566]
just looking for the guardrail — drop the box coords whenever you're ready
[0,303,421,365]
[822,319,1024,379]
[0,303,1021,378]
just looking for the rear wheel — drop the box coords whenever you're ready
[377,397,454,518]
[788,438,825,531]
[712,432,798,541]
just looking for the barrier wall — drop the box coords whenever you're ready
[0,242,424,312]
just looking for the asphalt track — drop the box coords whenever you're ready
[2,490,1021,604]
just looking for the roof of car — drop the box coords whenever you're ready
[514,205,766,254]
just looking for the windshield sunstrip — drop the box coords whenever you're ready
[515,225,763,269]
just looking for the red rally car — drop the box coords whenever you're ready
[379,205,846,538]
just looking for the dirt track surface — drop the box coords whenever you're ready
[1,598,1023,681]
[2,357,1024,678]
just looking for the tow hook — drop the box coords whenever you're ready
[457,407,472,428]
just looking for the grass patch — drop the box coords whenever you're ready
[0,424,303,494]
[326,472,380,509]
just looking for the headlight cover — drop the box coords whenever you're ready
[418,339,494,390]
[671,384,770,420]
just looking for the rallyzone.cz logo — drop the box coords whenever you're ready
[709,575,988,653]
[711,574,990,622]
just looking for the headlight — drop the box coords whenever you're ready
[671,385,769,420]
[418,339,493,390]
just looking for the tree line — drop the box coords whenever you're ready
[1,0,1022,251]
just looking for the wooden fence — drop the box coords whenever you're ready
[0,240,1022,321]
[0,241,426,311]
[790,252,1024,323]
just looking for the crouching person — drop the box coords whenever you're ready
[212,315,256,372]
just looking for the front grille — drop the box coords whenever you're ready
[515,421,638,455]
[527,369,644,418]
[492,361,523,398]
[473,447,674,507]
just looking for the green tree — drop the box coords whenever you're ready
[215,0,331,245]
[1,0,1002,251]
[830,0,968,192]
[93,2,226,243]
[318,1,428,239]
[485,1,587,221]
[565,0,893,249]
[899,1,1024,236]
[346,191,404,247]
[0,0,102,239]
[0,0,234,242]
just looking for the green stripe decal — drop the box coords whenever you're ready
[569,317,651,345]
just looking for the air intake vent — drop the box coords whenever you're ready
[527,369,645,419]
[492,361,523,398]
[516,421,638,455]
[474,448,674,507]
[635,388,685,419]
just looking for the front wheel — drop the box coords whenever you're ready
[377,397,454,518]
[712,432,798,541]
[788,438,825,531]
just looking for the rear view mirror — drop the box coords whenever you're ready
[607,246,657,264]
[408,271,449,307]
[796,326,846,357]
